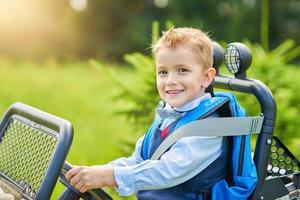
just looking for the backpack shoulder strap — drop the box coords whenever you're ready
[174,96,229,130]
[150,93,264,160]
[141,118,162,160]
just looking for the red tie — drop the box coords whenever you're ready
[161,127,169,140]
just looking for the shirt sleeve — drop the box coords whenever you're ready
[108,136,145,167]
[113,136,223,196]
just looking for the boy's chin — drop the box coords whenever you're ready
[166,100,186,108]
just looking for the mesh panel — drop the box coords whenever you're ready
[267,136,300,176]
[0,116,58,198]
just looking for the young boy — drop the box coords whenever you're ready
[66,27,228,200]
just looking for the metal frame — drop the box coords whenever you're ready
[0,102,73,200]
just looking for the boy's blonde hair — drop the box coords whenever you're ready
[153,27,213,69]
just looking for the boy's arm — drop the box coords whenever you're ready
[114,136,223,196]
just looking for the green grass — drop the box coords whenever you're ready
[0,60,137,199]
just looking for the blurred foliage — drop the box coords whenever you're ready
[90,53,158,133]
[0,0,299,62]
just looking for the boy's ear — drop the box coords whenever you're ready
[202,67,216,88]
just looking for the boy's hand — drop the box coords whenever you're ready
[65,165,117,193]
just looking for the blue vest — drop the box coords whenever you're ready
[139,92,257,200]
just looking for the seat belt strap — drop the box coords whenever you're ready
[150,116,264,160]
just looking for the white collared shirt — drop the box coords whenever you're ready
[160,93,211,130]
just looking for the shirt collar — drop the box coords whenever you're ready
[164,93,211,113]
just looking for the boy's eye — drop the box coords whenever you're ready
[178,68,188,73]
[158,71,167,76]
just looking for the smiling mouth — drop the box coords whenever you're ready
[166,90,184,94]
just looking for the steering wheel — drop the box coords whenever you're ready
[58,162,113,200]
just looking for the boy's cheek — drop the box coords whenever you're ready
[158,92,165,100]
[157,84,164,95]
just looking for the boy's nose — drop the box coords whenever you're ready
[166,73,178,85]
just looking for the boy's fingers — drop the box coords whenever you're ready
[79,185,89,193]
[74,180,85,191]
[65,167,83,181]
[70,174,82,187]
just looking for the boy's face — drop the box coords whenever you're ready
[155,44,214,108]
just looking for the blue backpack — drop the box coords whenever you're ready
[211,92,257,200]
